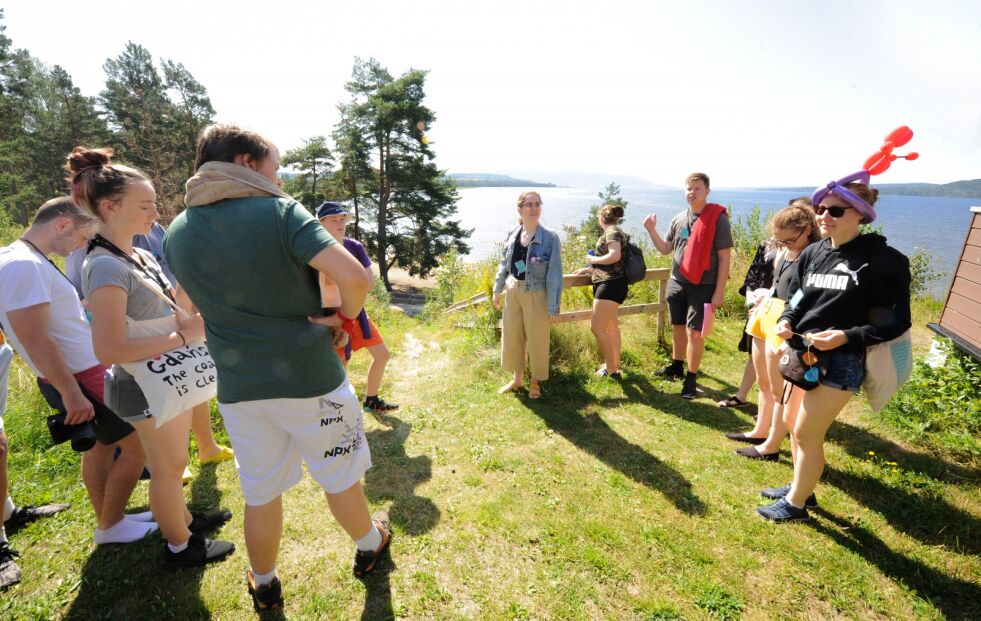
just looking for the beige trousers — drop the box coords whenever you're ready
[501,277,551,381]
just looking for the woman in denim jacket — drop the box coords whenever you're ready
[492,192,563,399]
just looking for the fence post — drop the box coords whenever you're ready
[657,278,668,343]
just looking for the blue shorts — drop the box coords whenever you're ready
[820,351,866,392]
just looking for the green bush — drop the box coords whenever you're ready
[880,339,981,464]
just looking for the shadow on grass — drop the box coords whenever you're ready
[360,550,396,621]
[62,458,233,619]
[62,540,213,620]
[823,464,981,557]
[364,411,440,536]
[189,461,225,511]
[809,508,981,620]
[520,376,708,516]
[827,420,979,483]
[639,372,754,434]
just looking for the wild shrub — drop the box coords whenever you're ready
[880,339,981,464]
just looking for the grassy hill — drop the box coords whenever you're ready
[2,293,978,619]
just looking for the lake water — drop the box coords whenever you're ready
[455,185,979,294]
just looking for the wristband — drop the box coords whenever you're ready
[336,310,356,334]
[176,331,187,347]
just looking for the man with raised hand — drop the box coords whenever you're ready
[0,197,155,556]
[644,172,732,399]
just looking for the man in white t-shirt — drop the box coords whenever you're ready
[0,197,155,553]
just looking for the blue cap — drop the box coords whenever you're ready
[316,201,351,220]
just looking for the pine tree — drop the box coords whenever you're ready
[281,136,333,210]
[336,57,469,289]
[101,43,181,218]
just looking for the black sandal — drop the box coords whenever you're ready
[717,395,750,408]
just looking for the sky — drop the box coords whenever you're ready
[4,0,979,187]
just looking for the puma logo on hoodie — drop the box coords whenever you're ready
[804,261,869,290]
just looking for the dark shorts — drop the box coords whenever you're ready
[820,351,866,392]
[37,366,135,445]
[592,277,628,304]
[665,278,715,331]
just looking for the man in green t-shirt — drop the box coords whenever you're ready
[164,124,391,611]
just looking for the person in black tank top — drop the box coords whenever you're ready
[726,199,820,467]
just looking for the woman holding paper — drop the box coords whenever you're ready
[70,147,234,568]
[725,199,819,461]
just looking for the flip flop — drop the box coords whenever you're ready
[528,380,542,400]
[717,395,750,408]
[498,381,522,394]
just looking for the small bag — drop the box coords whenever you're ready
[620,234,647,284]
[863,329,914,412]
[778,338,827,391]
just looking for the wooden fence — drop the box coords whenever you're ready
[445,268,671,341]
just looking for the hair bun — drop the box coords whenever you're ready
[612,206,624,219]
[67,147,113,177]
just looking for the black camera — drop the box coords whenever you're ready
[46,414,97,452]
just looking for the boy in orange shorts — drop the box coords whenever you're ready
[317,202,399,414]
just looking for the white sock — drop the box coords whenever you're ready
[250,566,277,587]
[94,517,159,544]
[167,538,190,554]
[0,526,7,544]
[3,496,14,522]
[355,525,382,552]
[125,511,155,522]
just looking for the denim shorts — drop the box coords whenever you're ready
[820,351,866,392]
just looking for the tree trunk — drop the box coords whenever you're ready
[376,141,391,290]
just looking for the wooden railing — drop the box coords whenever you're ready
[445,268,670,341]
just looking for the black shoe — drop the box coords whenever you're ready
[757,498,810,523]
[724,432,766,445]
[3,503,70,532]
[735,446,779,461]
[166,533,234,570]
[353,510,392,579]
[247,569,284,611]
[0,542,21,591]
[364,397,400,413]
[188,509,232,534]
[681,373,698,399]
[760,483,818,508]
[655,363,685,380]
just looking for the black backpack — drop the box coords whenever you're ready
[621,233,647,284]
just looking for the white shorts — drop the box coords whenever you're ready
[218,380,372,506]
[0,344,13,433]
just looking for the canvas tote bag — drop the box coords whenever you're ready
[107,249,217,427]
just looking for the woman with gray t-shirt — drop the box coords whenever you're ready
[69,147,234,569]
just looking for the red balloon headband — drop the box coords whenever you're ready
[812,126,919,224]
[863,125,919,176]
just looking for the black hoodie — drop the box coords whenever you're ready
[779,233,911,353]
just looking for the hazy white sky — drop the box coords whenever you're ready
[4,0,979,187]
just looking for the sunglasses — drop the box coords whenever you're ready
[773,228,807,247]
[814,204,853,218]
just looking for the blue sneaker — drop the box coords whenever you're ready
[757,498,810,523]
[760,483,818,508]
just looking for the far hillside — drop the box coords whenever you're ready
[768,179,981,199]
[448,173,558,188]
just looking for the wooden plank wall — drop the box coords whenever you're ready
[939,207,981,350]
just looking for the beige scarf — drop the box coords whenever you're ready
[184,161,293,207]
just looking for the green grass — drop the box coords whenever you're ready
[2,308,979,619]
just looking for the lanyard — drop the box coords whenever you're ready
[18,238,75,288]
[87,235,177,305]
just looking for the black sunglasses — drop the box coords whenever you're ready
[814,205,853,218]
